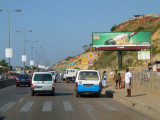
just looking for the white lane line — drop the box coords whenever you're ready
[18,98,24,103]
[20,101,34,112]
[42,101,52,112]
[79,101,97,120]
[0,102,16,112]
[98,101,118,111]
[63,101,74,111]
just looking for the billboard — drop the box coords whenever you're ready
[92,32,151,50]
[138,51,150,60]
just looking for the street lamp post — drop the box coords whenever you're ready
[16,30,32,74]
[0,9,21,76]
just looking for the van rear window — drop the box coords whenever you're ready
[34,74,52,81]
[78,71,99,80]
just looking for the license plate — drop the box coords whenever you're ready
[21,79,25,81]
[34,86,42,89]
[85,85,93,87]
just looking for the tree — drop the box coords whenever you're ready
[82,45,89,51]
[111,25,118,32]
[0,59,8,67]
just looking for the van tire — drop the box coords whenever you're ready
[76,92,80,97]
[96,94,100,97]
[52,91,55,96]
[31,91,34,96]
[16,84,19,87]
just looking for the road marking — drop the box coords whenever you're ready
[0,102,16,112]
[79,101,97,120]
[18,98,24,103]
[20,101,34,112]
[42,101,52,112]
[63,101,74,111]
[98,101,118,111]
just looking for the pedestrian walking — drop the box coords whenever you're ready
[125,68,132,97]
[118,73,122,89]
[113,71,119,89]
[102,71,107,88]
[60,72,62,80]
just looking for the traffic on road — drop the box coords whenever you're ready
[0,70,155,120]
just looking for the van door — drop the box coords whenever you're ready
[77,71,100,92]
[33,74,53,91]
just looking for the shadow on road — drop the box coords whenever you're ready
[54,93,73,96]
[0,116,5,120]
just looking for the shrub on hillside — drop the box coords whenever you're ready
[111,25,118,32]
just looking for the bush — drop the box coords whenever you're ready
[111,25,118,32]
[136,26,145,31]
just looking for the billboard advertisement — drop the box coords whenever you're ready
[138,51,150,60]
[92,32,151,50]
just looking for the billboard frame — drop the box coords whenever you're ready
[92,31,151,51]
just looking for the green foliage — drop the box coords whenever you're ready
[0,59,8,67]
[122,51,127,56]
[103,51,114,56]
[65,56,73,61]
[82,45,89,52]
[111,25,118,32]
[136,26,145,31]
[74,67,80,70]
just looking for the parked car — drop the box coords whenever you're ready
[66,69,78,83]
[31,72,55,96]
[62,71,67,81]
[16,74,31,87]
[75,70,102,97]
[7,73,18,79]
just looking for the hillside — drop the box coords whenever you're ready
[53,16,160,72]
[93,17,160,71]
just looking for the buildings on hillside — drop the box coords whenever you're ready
[127,13,160,21]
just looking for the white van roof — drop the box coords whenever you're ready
[34,72,52,74]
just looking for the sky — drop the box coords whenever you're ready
[0,0,160,67]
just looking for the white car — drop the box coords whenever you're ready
[31,72,55,96]
[49,71,57,82]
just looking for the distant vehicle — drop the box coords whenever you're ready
[66,69,78,83]
[31,72,55,96]
[75,70,102,97]
[49,71,57,82]
[16,74,31,87]
[62,71,67,81]
[7,73,18,79]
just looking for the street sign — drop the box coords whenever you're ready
[88,52,94,59]
[88,60,94,66]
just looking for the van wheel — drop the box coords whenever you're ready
[67,80,69,83]
[96,94,100,97]
[31,91,34,96]
[76,92,80,97]
[52,91,55,96]
[16,84,19,87]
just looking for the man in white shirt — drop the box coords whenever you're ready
[125,68,132,97]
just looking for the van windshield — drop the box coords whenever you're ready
[78,71,99,80]
[34,74,52,81]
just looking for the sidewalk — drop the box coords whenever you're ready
[102,81,160,119]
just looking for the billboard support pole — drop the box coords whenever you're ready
[118,51,122,69]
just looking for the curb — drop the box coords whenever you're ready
[113,92,160,116]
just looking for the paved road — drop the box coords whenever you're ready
[0,78,155,120]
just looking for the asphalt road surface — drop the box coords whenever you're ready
[0,77,155,120]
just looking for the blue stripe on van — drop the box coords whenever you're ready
[78,85,100,92]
